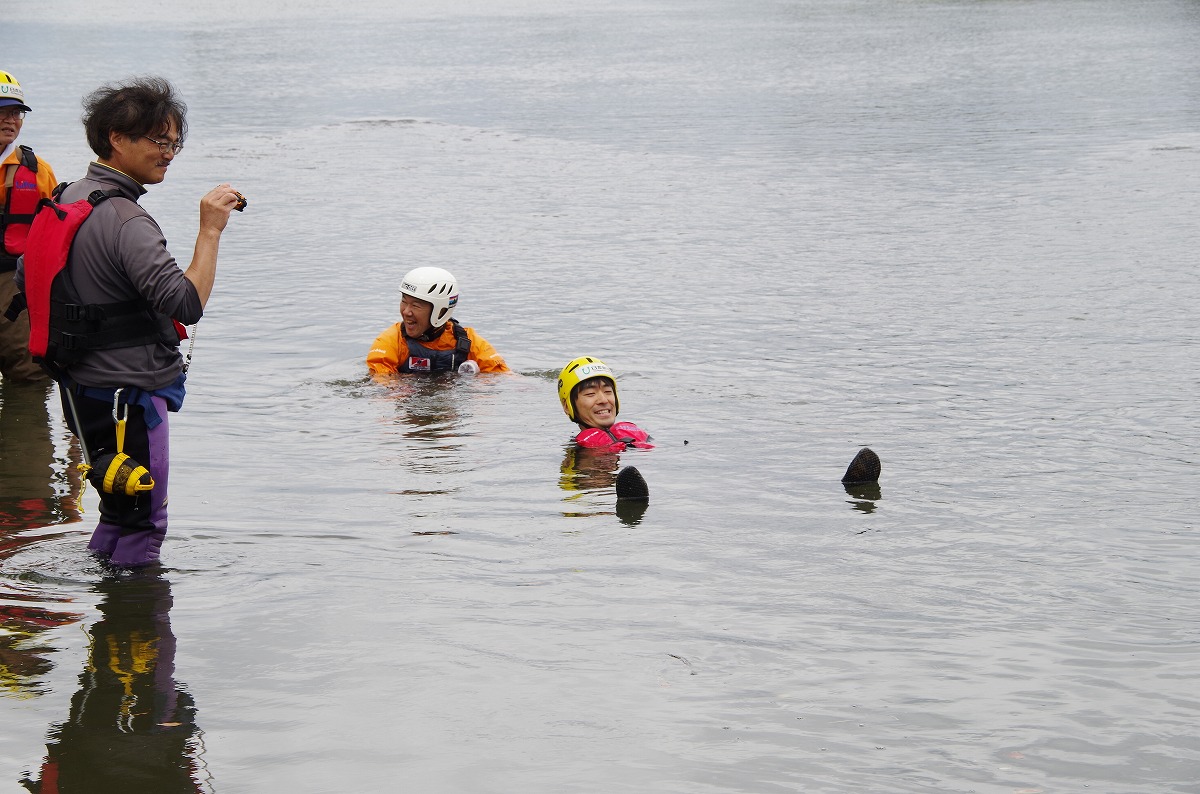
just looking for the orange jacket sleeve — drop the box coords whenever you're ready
[0,151,58,204]
[366,323,406,375]
[35,156,58,199]
[465,328,509,373]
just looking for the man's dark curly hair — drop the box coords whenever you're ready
[82,76,187,159]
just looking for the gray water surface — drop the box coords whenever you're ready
[2,1,1198,792]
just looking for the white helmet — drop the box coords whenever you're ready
[398,267,458,328]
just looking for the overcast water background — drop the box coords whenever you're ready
[1,0,1198,791]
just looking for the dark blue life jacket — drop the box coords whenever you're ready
[398,319,472,373]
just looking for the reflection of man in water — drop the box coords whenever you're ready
[558,445,648,526]
[0,378,84,698]
[559,444,621,492]
[0,602,82,697]
[0,378,79,531]
[20,575,206,793]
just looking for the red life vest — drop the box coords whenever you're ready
[22,188,115,357]
[576,421,653,452]
[1,145,41,263]
[20,187,183,373]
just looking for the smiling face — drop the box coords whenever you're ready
[573,377,618,429]
[102,118,180,186]
[400,293,436,338]
[0,107,23,149]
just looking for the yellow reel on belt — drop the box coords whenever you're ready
[92,452,155,496]
[80,390,156,498]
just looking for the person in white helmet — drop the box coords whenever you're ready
[366,267,508,376]
[1,69,58,382]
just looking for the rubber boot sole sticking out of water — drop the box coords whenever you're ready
[841,448,881,485]
[616,466,649,502]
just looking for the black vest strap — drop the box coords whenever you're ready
[3,290,26,320]
[18,145,38,172]
[400,319,473,373]
[451,320,471,369]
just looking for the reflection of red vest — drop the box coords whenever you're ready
[1,145,41,260]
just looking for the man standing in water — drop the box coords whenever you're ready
[0,69,57,382]
[13,76,244,567]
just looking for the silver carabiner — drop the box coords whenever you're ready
[112,387,127,424]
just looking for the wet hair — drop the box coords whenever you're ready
[82,76,187,159]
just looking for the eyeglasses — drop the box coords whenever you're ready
[0,108,26,121]
[141,134,184,155]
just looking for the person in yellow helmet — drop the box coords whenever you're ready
[557,356,652,505]
[0,69,57,382]
[557,356,652,452]
[367,266,509,376]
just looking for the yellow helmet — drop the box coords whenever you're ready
[557,356,618,423]
[0,70,31,111]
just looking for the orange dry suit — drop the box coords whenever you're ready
[1,145,57,270]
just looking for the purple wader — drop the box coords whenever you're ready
[62,388,172,568]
